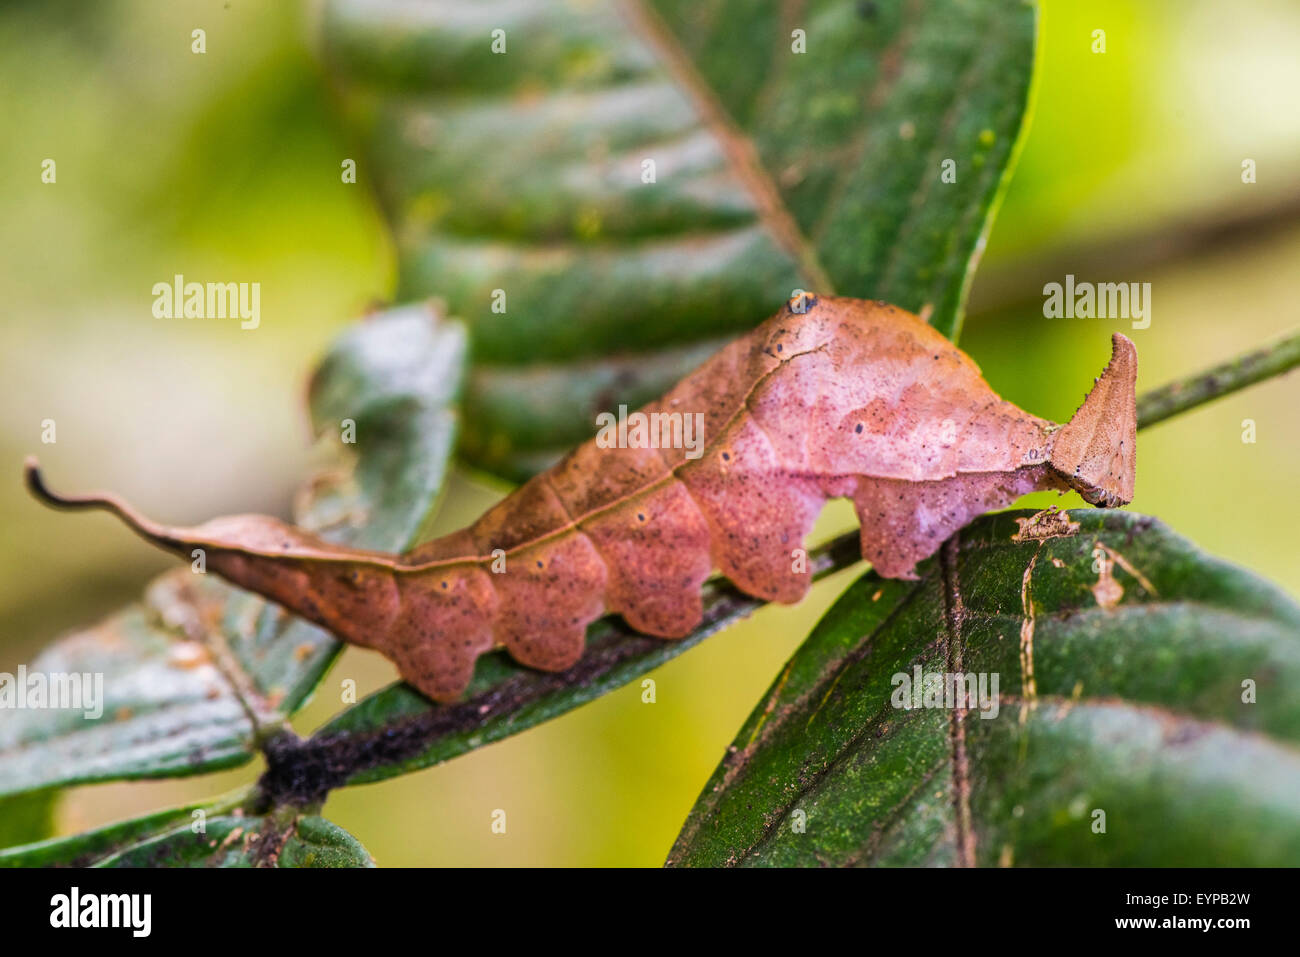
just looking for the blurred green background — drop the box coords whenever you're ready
[2,0,1298,865]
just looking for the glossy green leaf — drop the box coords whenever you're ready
[0,304,466,798]
[0,788,371,869]
[321,0,1037,478]
[0,791,245,867]
[92,813,373,868]
[668,509,1300,866]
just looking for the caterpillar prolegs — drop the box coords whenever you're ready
[27,296,1137,702]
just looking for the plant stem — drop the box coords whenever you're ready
[1136,328,1300,429]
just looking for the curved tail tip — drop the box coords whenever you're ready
[1050,333,1138,507]
[24,456,59,506]
[24,457,113,513]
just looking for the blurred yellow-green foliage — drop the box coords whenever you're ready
[2,0,1298,865]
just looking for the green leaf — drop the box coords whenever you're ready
[0,304,466,799]
[668,509,1300,866]
[0,789,373,868]
[92,813,374,868]
[0,791,58,849]
[0,792,245,867]
[321,0,1037,478]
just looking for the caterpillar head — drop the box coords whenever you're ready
[1050,333,1138,507]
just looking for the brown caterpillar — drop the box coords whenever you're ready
[26,296,1137,702]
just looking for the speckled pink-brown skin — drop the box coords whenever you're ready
[42,297,1136,702]
[380,296,1077,698]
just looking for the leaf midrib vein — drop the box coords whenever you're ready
[616,0,834,293]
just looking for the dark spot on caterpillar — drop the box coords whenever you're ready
[855,423,864,433]
[722,451,731,461]
[777,343,783,352]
